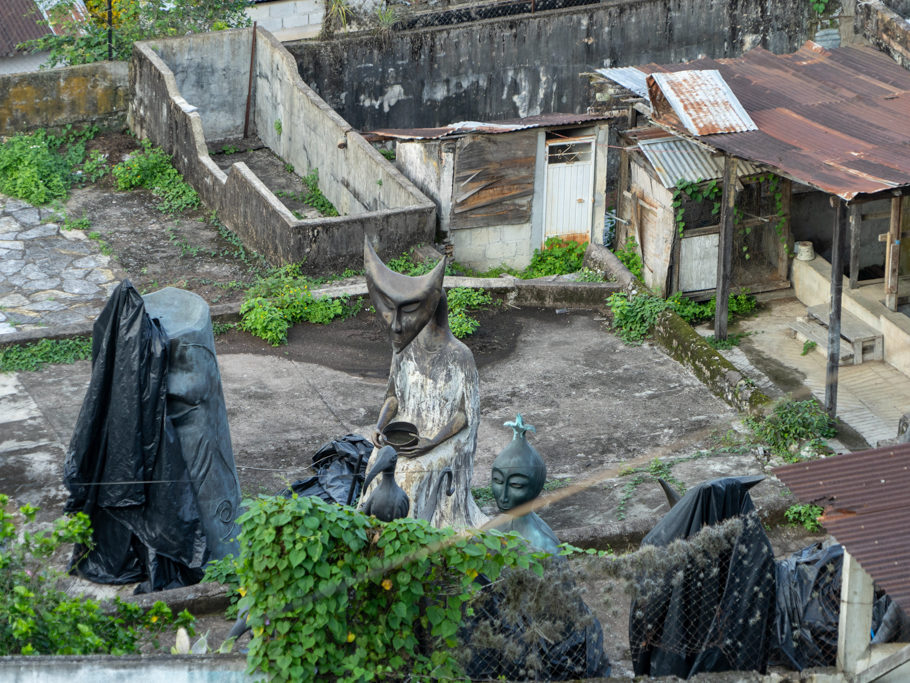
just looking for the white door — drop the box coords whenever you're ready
[543,137,595,245]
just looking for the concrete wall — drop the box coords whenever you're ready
[0,61,128,136]
[247,0,323,39]
[288,0,812,131]
[856,0,910,69]
[128,27,435,271]
[0,654,259,682]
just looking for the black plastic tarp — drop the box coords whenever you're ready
[281,434,373,504]
[63,281,208,592]
[630,476,776,678]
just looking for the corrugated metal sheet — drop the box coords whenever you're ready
[629,43,910,200]
[367,112,611,140]
[648,70,758,136]
[775,444,910,614]
[637,136,760,188]
[0,0,88,56]
[593,66,649,98]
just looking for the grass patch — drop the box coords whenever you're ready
[0,337,92,372]
[275,168,338,217]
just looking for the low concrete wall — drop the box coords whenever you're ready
[856,0,910,69]
[127,28,435,271]
[0,654,258,682]
[0,61,128,136]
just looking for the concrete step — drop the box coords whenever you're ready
[787,317,854,365]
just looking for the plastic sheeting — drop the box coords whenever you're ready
[64,281,208,592]
[630,476,776,678]
[282,434,373,504]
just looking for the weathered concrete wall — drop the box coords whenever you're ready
[289,0,812,130]
[0,61,128,136]
[151,29,253,141]
[0,654,258,682]
[856,0,910,68]
[128,29,435,271]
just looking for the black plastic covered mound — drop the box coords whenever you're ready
[281,434,373,505]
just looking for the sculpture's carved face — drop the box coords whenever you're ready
[364,237,445,353]
[491,468,541,512]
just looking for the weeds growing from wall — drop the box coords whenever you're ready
[612,236,643,280]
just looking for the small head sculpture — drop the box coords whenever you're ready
[364,237,446,353]
[491,414,546,512]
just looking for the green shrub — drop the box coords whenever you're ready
[111,140,199,213]
[606,291,668,344]
[0,127,97,205]
[745,399,837,461]
[447,286,493,338]
[231,494,543,682]
[0,494,193,655]
[613,237,643,280]
[0,337,93,372]
[524,237,587,278]
[784,503,825,532]
[666,290,757,325]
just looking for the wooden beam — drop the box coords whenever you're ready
[849,204,861,289]
[714,156,738,340]
[777,178,792,281]
[826,198,846,419]
[886,195,902,311]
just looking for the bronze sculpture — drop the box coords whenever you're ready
[488,414,560,553]
[361,446,410,522]
[363,237,485,528]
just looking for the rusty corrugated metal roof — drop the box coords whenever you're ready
[637,136,760,188]
[603,42,910,200]
[775,444,910,613]
[648,70,757,136]
[594,66,649,98]
[367,112,612,140]
[0,0,88,57]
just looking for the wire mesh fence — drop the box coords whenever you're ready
[384,0,604,32]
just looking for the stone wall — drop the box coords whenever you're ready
[289,0,812,131]
[128,28,435,271]
[0,62,128,137]
[856,0,910,68]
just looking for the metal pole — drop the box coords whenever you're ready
[107,0,113,61]
[826,197,845,419]
[714,155,738,341]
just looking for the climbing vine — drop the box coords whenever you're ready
[671,178,722,238]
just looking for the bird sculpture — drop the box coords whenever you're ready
[361,446,410,522]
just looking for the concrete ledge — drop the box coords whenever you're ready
[0,653,256,682]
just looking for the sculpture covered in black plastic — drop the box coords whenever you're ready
[629,475,777,678]
[64,281,241,592]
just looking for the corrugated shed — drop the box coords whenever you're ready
[602,42,910,200]
[637,136,760,188]
[648,70,758,136]
[367,112,611,140]
[593,66,649,98]
[775,444,910,614]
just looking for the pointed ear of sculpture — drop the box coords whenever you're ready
[658,478,682,508]
[738,475,765,491]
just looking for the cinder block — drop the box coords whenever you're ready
[268,1,301,19]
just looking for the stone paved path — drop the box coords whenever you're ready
[0,194,121,334]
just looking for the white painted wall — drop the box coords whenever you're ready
[246,0,323,39]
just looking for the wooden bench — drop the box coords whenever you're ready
[805,304,883,365]
[788,317,854,365]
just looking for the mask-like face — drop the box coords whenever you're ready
[364,237,445,353]
[491,467,541,511]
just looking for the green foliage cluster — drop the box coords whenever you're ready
[447,287,494,338]
[673,178,722,237]
[0,495,193,655]
[666,289,757,325]
[574,267,605,282]
[0,126,97,205]
[706,332,747,350]
[785,503,825,532]
[239,265,360,346]
[613,236,643,279]
[0,337,93,373]
[745,399,837,462]
[229,494,543,682]
[111,140,199,213]
[524,237,587,278]
[276,169,339,218]
[20,0,250,66]
[812,0,831,14]
[605,291,668,344]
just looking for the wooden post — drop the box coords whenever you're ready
[849,204,861,289]
[886,194,902,311]
[837,550,874,674]
[714,156,738,340]
[244,23,258,139]
[776,178,792,281]
[826,198,845,419]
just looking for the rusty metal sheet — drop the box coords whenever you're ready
[775,444,910,614]
[647,70,758,136]
[367,113,612,141]
[637,136,760,188]
[1,0,49,56]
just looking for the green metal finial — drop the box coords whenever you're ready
[504,414,536,440]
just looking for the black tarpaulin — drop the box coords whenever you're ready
[282,434,373,504]
[630,476,776,678]
[63,281,207,592]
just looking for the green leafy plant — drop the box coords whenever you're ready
[87,231,113,256]
[706,332,747,350]
[574,267,605,282]
[613,236,643,279]
[0,127,97,205]
[20,0,250,66]
[801,339,818,356]
[665,289,757,325]
[812,0,830,15]
[221,145,239,155]
[0,495,193,655]
[301,169,337,216]
[785,503,824,532]
[378,148,396,161]
[62,213,92,231]
[273,119,283,136]
[111,140,199,213]
[745,399,837,462]
[447,287,494,338]
[606,291,667,344]
[230,493,543,682]
[524,237,587,278]
[81,149,110,183]
[672,177,722,238]
[0,337,93,372]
